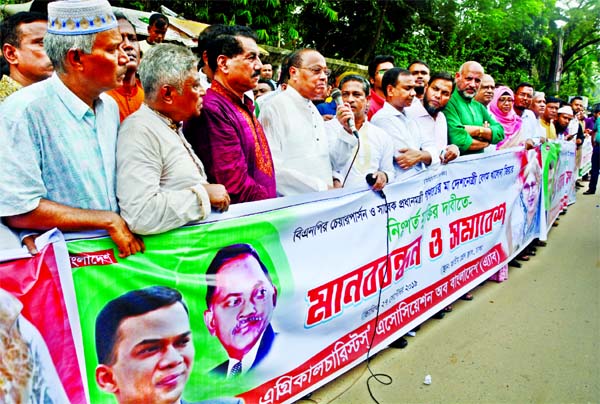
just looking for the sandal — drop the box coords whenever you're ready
[460,293,474,301]
[442,305,453,313]
[509,259,522,268]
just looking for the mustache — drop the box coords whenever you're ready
[252,70,261,78]
[231,315,263,335]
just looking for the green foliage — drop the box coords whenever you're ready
[121,0,598,98]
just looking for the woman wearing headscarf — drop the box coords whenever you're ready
[489,86,523,149]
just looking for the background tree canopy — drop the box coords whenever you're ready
[70,0,600,103]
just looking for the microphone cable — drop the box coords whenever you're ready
[341,135,361,187]
[301,170,393,403]
[304,184,392,404]
[363,186,393,404]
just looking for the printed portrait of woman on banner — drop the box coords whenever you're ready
[507,148,543,254]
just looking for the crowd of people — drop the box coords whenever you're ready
[2,1,599,249]
[1,0,599,402]
[1,0,599,258]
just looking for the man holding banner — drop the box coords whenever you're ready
[371,67,439,181]
[0,0,144,258]
[445,61,504,155]
[405,71,460,164]
[116,44,230,235]
[184,25,276,204]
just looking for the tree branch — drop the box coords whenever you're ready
[362,0,388,64]
[563,36,600,61]
[563,49,594,71]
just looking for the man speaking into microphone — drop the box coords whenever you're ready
[325,74,394,192]
[259,49,356,196]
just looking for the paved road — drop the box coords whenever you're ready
[305,191,599,404]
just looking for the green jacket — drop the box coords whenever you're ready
[445,88,504,154]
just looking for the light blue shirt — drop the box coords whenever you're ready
[0,74,119,216]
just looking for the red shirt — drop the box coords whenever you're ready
[368,90,385,121]
[106,79,144,122]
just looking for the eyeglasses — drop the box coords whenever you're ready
[499,97,513,104]
[299,66,331,77]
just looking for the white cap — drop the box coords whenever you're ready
[557,105,573,116]
[47,0,117,35]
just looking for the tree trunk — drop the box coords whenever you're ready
[551,31,564,94]
[362,1,388,65]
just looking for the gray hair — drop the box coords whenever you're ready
[138,43,198,101]
[43,32,96,74]
[533,91,545,100]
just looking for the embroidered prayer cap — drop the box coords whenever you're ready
[47,0,117,35]
[557,105,573,116]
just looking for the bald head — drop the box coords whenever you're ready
[455,61,484,100]
[287,48,328,100]
[459,61,483,74]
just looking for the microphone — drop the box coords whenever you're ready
[366,173,386,199]
[331,88,359,139]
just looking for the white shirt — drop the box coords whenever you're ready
[325,119,395,189]
[371,102,440,181]
[116,105,211,235]
[198,66,211,90]
[259,85,333,195]
[225,332,262,377]
[256,86,282,111]
[567,117,580,140]
[138,39,153,55]
[0,223,21,249]
[405,100,450,152]
[521,109,544,144]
